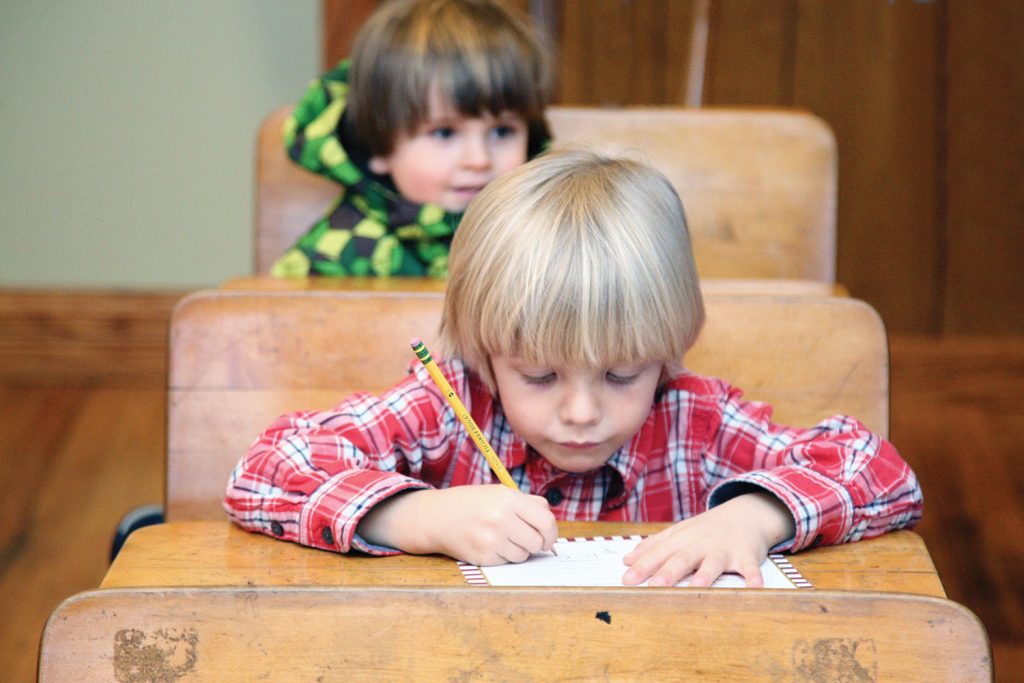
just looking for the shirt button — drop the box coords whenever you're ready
[544,488,564,506]
[321,526,335,546]
[270,521,284,537]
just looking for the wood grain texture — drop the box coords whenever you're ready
[102,522,943,597]
[0,386,87,560]
[560,0,703,105]
[321,0,377,69]
[943,3,1024,333]
[789,1,944,334]
[546,106,837,281]
[704,0,795,105]
[222,275,845,296]
[891,335,1024,664]
[0,387,165,683]
[0,289,183,387]
[39,586,990,682]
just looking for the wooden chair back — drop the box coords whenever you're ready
[255,105,837,281]
[40,586,991,681]
[166,290,887,521]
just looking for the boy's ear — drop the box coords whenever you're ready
[368,155,390,175]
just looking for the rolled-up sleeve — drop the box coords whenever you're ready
[224,367,453,555]
[704,388,923,552]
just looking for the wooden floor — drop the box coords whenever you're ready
[889,335,1024,681]
[1,292,1022,681]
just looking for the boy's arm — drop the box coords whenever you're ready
[702,383,923,553]
[223,370,448,556]
[225,361,559,565]
[621,380,920,587]
[356,484,558,567]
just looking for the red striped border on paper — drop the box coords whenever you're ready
[768,552,813,589]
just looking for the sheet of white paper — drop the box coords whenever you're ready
[476,537,799,588]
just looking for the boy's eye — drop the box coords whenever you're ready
[428,126,456,140]
[606,371,639,386]
[522,372,556,385]
[491,124,521,139]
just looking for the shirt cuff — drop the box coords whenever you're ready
[299,469,431,555]
[708,467,854,552]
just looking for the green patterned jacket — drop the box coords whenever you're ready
[273,61,547,278]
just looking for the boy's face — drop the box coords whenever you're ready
[490,355,663,473]
[369,86,529,212]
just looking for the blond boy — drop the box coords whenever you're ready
[230,149,922,587]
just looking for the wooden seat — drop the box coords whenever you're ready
[547,107,838,281]
[255,105,838,282]
[166,290,887,521]
[39,586,991,681]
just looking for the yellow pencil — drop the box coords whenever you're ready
[410,338,518,490]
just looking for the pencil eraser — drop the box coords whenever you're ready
[410,337,422,347]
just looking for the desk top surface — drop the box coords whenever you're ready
[222,275,847,296]
[103,521,944,597]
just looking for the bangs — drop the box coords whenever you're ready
[395,18,547,128]
[350,0,550,153]
[475,217,692,370]
[429,46,546,121]
[443,154,704,385]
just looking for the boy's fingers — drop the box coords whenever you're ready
[623,546,698,586]
[623,540,651,565]
[482,534,533,565]
[739,558,764,588]
[685,554,727,588]
[623,532,674,566]
[498,542,532,564]
[520,495,559,547]
[507,524,546,555]
[623,526,677,563]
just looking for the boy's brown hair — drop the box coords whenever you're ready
[348,0,551,157]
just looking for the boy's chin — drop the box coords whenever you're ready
[422,199,469,213]
[537,449,615,475]
[441,189,487,212]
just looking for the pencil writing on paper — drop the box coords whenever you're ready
[409,338,556,555]
[410,338,517,488]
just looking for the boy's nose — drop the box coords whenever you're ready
[461,135,492,169]
[559,387,602,426]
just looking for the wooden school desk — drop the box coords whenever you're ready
[101,521,944,596]
[39,522,992,682]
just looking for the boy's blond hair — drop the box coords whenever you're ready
[348,0,551,157]
[441,147,705,389]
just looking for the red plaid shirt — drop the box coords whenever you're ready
[225,360,922,556]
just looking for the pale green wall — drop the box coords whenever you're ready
[0,1,320,288]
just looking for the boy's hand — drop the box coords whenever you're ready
[621,492,795,587]
[357,485,558,566]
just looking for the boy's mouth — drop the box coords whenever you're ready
[558,441,602,451]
